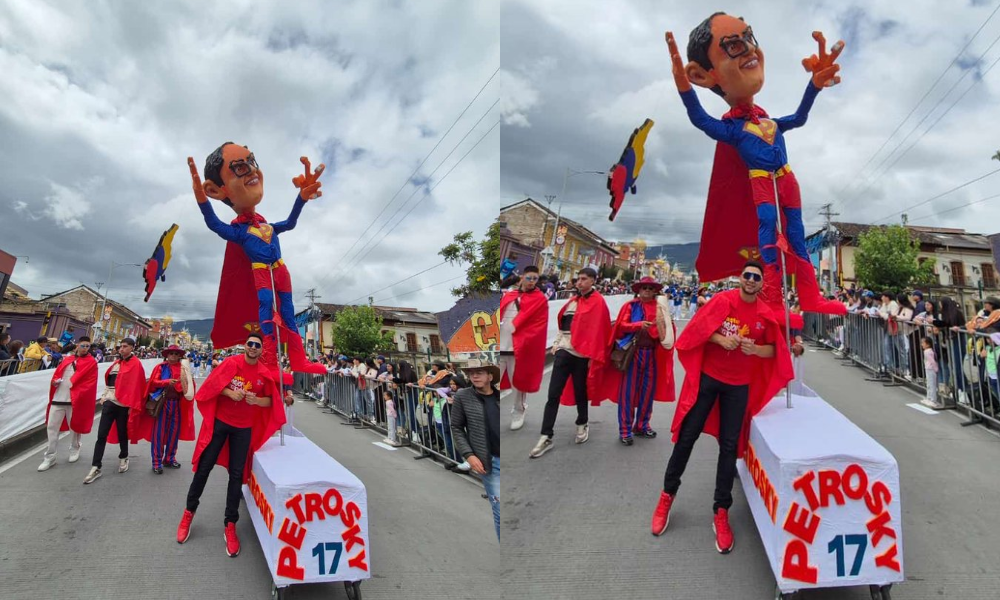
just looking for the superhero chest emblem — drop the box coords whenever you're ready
[743,118,777,145]
[248,223,273,243]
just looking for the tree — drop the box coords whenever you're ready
[135,335,153,349]
[439,220,502,297]
[853,224,937,292]
[330,305,395,357]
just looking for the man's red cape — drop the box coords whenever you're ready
[599,299,676,405]
[45,354,98,434]
[128,362,196,444]
[556,293,612,406]
[695,143,763,281]
[190,354,286,484]
[671,290,793,457]
[211,239,261,350]
[498,288,548,393]
[106,357,147,444]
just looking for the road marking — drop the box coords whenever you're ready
[906,403,940,415]
[0,432,70,476]
[373,441,399,451]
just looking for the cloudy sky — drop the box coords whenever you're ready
[1,0,499,320]
[499,0,1000,251]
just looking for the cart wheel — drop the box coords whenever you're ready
[880,584,892,600]
[774,584,795,600]
[271,582,285,600]
[344,581,362,600]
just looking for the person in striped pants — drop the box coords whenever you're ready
[137,345,196,474]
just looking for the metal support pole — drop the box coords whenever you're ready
[773,173,794,409]
[269,267,287,445]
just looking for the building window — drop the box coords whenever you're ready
[405,332,417,352]
[951,261,966,287]
[983,263,997,289]
[429,334,442,354]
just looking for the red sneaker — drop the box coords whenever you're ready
[650,491,675,536]
[224,522,241,557]
[176,510,194,544]
[713,508,734,554]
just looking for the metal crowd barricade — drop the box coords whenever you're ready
[0,358,20,377]
[803,311,1000,429]
[313,371,465,471]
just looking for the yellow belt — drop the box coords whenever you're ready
[251,258,284,270]
[749,164,792,179]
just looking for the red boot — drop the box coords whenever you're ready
[261,332,280,372]
[758,263,788,319]
[282,325,327,375]
[793,257,847,315]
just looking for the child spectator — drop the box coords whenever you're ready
[921,337,941,409]
[383,389,400,447]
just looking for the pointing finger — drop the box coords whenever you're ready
[187,157,200,181]
[300,156,312,179]
[813,31,827,58]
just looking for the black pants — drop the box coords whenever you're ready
[540,350,589,437]
[663,373,749,512]
[92,402,130,468]
[185,419,253,524]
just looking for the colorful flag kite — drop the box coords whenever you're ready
[607,118,654,221]
[143,223,179,302]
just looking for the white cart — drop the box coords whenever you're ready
[243,429,371,599]
[737,383,904,600]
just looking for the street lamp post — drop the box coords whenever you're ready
[96,261,142,343]
[542,168,607,276]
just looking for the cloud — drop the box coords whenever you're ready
[41,181,92,230]
[499,68,541,127]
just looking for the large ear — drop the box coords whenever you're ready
[685,61,717,90]
[203,180,226,201]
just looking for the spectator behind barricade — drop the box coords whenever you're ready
[896,293,917,381]
[20,336,51,373]
[0,333,11,365]
[964,296,1000,333]
[877,292,900,376]
[981,330,1000,415]
[921,336,941,409]
[382,389,401,447]
[431,374,468,466]
[376,355,387,376]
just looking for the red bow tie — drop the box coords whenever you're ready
[233,212,267,226]
[723,104,769,124]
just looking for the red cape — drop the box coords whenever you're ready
[128,362,196,444]
[45,354,98,434]
[498,288,549,393]
[599,299,676,405]
[695,143,763,281]
[556,292,612,406]
[211,239,261,350]
[106,357,147,444]
[671,290,793,457]
[190,355,286,483]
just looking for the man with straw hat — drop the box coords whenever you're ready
[132,344,196,474]
[451,359,501,542]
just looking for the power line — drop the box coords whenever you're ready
[372,275,465,304]
[841,25,1000,210]
[344,261,449,305]
[324,117,501,300]
[872,166,1000,223]
[835,2,1000,206]
[312,68,500,293]
[907,191,1000,223]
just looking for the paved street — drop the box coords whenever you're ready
[502,340,1000,600]
[0,388,499,600]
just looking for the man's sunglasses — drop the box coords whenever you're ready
[719,27,759,59]
[742,272,763,282]
[639,286,658,291]
[523,276,539,281]
[229,153,259,178]
[246,341,262,348]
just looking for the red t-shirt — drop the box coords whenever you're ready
[214,360,274,429]
[702,297,774,385]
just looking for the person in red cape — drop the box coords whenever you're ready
[131,345,196,474]
[84,338,147,484]
[529,268,610,459]
[650,260,793,554]
[497,265,549,431]
[603,277,676,446]
[186,144,326,380]
[39,337,98,472]
[665,15,847,319]
[177,332,285,558]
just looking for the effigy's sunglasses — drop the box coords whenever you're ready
[229,153,259,178]
[719,27,759,59]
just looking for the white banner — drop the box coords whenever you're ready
[738,383,904,593]
[0,358,162,444]
[244,430,371,586]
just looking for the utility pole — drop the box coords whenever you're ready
[819,203,840,294]
[305,288,321,358]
